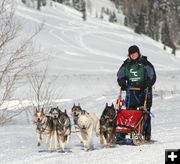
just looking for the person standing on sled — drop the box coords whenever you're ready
[117,45,156,142]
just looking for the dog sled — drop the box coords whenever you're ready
[115,87,149,146]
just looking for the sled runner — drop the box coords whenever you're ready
[115,87,148,145]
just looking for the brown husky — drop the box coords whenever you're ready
[34,108,54,151]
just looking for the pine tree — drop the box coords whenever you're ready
[37,0,41,10]
[161,20,171,47]
[82,0,86,21]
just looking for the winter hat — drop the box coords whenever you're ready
[128,45,140,55]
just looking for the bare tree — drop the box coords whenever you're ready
[28,64,59,113]
[0,0,42,124]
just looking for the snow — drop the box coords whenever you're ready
[1,1,180,164]
[1,95,180,164]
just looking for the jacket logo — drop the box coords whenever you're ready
[130,69,138,76]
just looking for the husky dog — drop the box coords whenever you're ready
[100,103,116,147]
[34,108,54,151]
[49,107,71,152]
[71,104,84,143]
[49,107,62,119]
[56,109,71,152]
[77,109,100,151]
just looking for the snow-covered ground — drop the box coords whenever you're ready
[1,95,180,164]
[0,1,180,164]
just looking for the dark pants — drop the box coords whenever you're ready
[144,108,151,140]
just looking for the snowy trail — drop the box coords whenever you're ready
[0,95,180,164]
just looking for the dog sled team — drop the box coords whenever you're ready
[34,45,156,152]
[34,99,151,152]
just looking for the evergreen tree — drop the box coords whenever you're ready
[82,0,86,21]
[118,0,180,53]
[37,0,41,10]
[161,20,171,47]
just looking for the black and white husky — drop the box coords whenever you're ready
[49,107,71,152]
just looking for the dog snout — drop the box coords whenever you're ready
[73,111,78,116]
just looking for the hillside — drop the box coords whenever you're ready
[13,1,180,101]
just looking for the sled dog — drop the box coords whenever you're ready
[71,104,84,143]
[100,103,116,147]
[49,107,71,152]
[77,109,100,151]
[34,108,54,151]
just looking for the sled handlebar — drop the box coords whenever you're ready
[128,87,141,91]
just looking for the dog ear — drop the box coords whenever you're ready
[41,108,44,113]
[64,109,67,114]
[106,103,108,107]
[78,103,80,106]
[49,108,52,114]
[79,106,82,110]
[73,103,75,107]
[111,103,114,107]
[34,108,38,116]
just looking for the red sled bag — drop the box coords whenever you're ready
[115,109,144,134]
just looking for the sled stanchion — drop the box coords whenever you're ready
[119,88,122,99]
[115,88,123,110]
[143,88,148,112]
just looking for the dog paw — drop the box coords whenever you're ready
[48,148,53,153]
[84,145,89,152]
[84,148,89,152]
[37,143,40,146]
[106,144,113,148]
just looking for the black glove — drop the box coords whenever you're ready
[117,79,127,90]
[121,84,127,90]
[144,81,152,89]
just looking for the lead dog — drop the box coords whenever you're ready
[77,109,100,151]
[34,108,54,151]
[49,107,71,152]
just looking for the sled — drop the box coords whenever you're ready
[115,87,148,145]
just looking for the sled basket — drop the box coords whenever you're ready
[115,109,144,134]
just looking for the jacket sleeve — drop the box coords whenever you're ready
[144,61,156,88]
[117,63,127,88]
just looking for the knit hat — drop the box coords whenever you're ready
[128,45,140,55]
